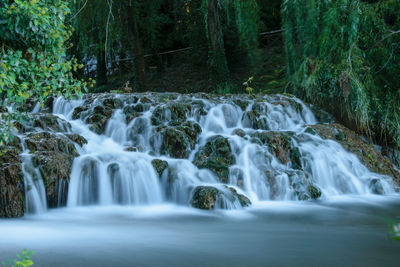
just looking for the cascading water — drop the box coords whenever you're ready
[22,93,397,212]
[19,137,47,214]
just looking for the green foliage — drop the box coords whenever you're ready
[389,220,400,241]
[233,0,261,69]
[0,0,89,145]
[1,249,34,267]
[201,0,230,85]
[283,0,400,148]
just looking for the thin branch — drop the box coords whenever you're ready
[371,29,400,50]
[259,29,284,36]
[105,0,113,70]
[67,0,89,22]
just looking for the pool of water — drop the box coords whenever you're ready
[1,195,400,267]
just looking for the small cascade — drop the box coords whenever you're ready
[24,92,395,211]
[19,142,47,214]
[67,153,163,206]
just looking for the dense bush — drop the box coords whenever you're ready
[0,0,88,145]
[283,0,400,149]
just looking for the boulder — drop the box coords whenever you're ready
[177,121,202,149]
[25,132,82,207]
[85,105,113,134]
[286,170,322,200]
[32,151,74,207]
[160,127,191,159]
[33,114,71,132]
[151,159,168,177]
[193,136,235,183]
[103,98,123,109]
[0,147,25,217]
[233,128,246,137]
[72,106,88,120]
[190,185,251,210]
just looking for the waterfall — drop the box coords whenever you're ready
[20,142,47,214]
[21,93,396,212]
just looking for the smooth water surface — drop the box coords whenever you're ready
[1,195,399,267]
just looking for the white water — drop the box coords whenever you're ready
[23,93,397,213]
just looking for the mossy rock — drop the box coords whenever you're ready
[177,121,202,149]
[0,161,25,218]
[72,106,88,120]
[85,105,113,134]
[233,128,246,137]
[66,134,88,147]
[33,114,71,132]
[32,151,74,207]
[289,147,302,170]
[190,185,251,210]
[151,102,191,126]
[308,185,322,199]
[309,105,334,123]
[242,111,263,129]
[123,105,141,124]
[369,179,385,195]
[265,132,292,164]
[233,99,249,111]
[160,127,190,159]
[193,136,235,183]
[25,132,78,157]
[151,159,168,177]
[103,98,123,109]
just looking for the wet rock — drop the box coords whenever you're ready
[310,105,334,123]
[160,127,190,159]
[308,185,322,199]
[0,148,25,218]
[233,99,249,111]
[250,137,263,146]
[369,179,385,195]
[193,136,235,183]
[150,107,165,126]
[290,147,302,170]
[304,126,317,135]
[252,102,265,113]
[190,186,251,210]
[381,146,400,169]
[72,106,88,120]
[103,98,123,109]
[242,111,262,129]
[32,151,73,207]
[177,121,202,149]
[25,132,80,207]
[227,187,251,207]
[139,96,153,104]
[66,134,88,147]
[286,170,321,200]
[123,105,141,124]
[151,103,190,126]
[151,159,168,177]
[233,128,246,137]
[85,105,113,134]
[33,114,71,132]
[25,132,78,157]
[265,132,291,164]
[124,147,137,152]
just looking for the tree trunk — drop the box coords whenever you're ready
[96,40,108,86]
[126,2,147,91]
[207,0,229,85]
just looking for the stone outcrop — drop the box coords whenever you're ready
[193,136,235,183]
